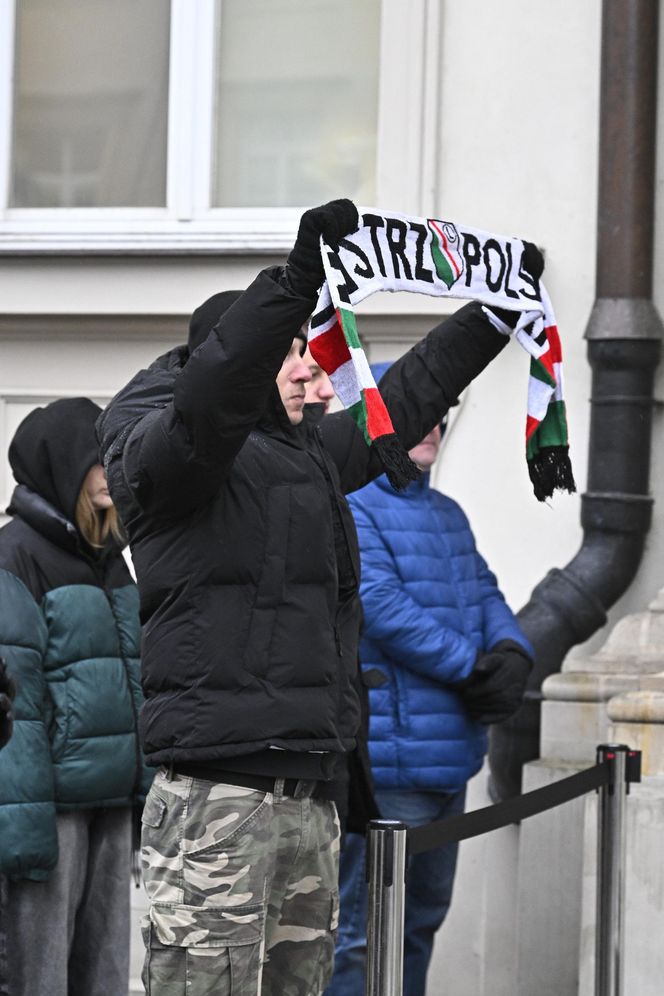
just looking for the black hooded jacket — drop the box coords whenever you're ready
[0,398,148,880]
[97,266,507,772]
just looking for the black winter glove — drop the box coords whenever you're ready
[0,657,16,750]
[286,199,359,297]
[485,240,545,331]
[452,639,533,725]
[522,240,545,282]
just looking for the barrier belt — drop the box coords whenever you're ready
[408,761,611,855]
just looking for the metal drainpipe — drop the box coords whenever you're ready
[489,0,663,801]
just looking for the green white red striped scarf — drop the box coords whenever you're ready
[309,208,575,501]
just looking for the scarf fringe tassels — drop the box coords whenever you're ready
[372,433,421,491]
[528,447,576,503]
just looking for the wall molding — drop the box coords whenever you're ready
[0,311,442,344]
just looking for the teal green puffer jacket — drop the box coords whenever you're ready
[0,518,149,881]
[0,399,150,882]
[0,570,53,881]
[0,543,149,880]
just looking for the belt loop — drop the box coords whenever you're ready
[273,778,285,803]
[166,762,174,782]
[293,779,317,800]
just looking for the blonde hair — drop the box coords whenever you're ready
[75,488,125,549]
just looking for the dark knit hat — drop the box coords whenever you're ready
[188,290,243,354]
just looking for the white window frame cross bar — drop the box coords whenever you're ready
[0,0,441,254]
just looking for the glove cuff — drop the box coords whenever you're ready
[283,258,325,299]
[448,651,483,691]
[489,639,533,664]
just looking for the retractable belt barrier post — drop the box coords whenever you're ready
[595,744,642,996]
[363,744,641,996]
[365,820,408,996]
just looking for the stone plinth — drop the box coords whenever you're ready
[608,686,664,776]
[540,672,638,763]
[517,587,664,996]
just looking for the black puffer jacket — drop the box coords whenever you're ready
[97,266,506,768]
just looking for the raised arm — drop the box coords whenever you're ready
[99,200,359,522]
[320,301,509,494]
[104,268,315,521]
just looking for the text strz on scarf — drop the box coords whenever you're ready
[325,211,541,309]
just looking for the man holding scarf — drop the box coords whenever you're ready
[98,199,541,995]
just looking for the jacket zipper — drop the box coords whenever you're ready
[313,427,360,589]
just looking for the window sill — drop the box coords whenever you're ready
[0,224,296,255]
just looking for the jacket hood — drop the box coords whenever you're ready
[188,290,244,355]
[9,397,103,525]
[96,346,188,460]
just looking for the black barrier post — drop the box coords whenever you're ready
[595,744,641,996]
[365,820,408,996]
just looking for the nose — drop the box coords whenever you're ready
[293,359,312,383]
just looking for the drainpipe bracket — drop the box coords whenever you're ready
[581,492,653,533]
[585,298,664,341]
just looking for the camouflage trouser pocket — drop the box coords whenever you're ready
[142,902,265,996]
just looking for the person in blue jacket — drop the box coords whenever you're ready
[326,369,534,996]
[0,398,150,996]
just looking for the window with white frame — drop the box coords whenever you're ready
[0,0,441,252]
[11,0,171,209]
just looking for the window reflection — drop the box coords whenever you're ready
[11,0,170,208]
[211,0,380,208]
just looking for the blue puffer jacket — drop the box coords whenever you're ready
[348,472,532,793]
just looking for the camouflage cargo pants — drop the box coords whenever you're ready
[140,768,340,996]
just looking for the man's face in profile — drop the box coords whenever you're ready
[276,337,312,425]
[303,347,335,412]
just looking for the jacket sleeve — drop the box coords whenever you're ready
[105,266,316,520]
[320,301,508,495]
[0,569,58,880]
[352,502,478,685]
[475,552,534,656]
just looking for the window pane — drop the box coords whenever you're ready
[11,0,170,208]
[212,0,380,208]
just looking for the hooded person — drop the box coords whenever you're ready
[0,397,150,996]
[96,197,544,996]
